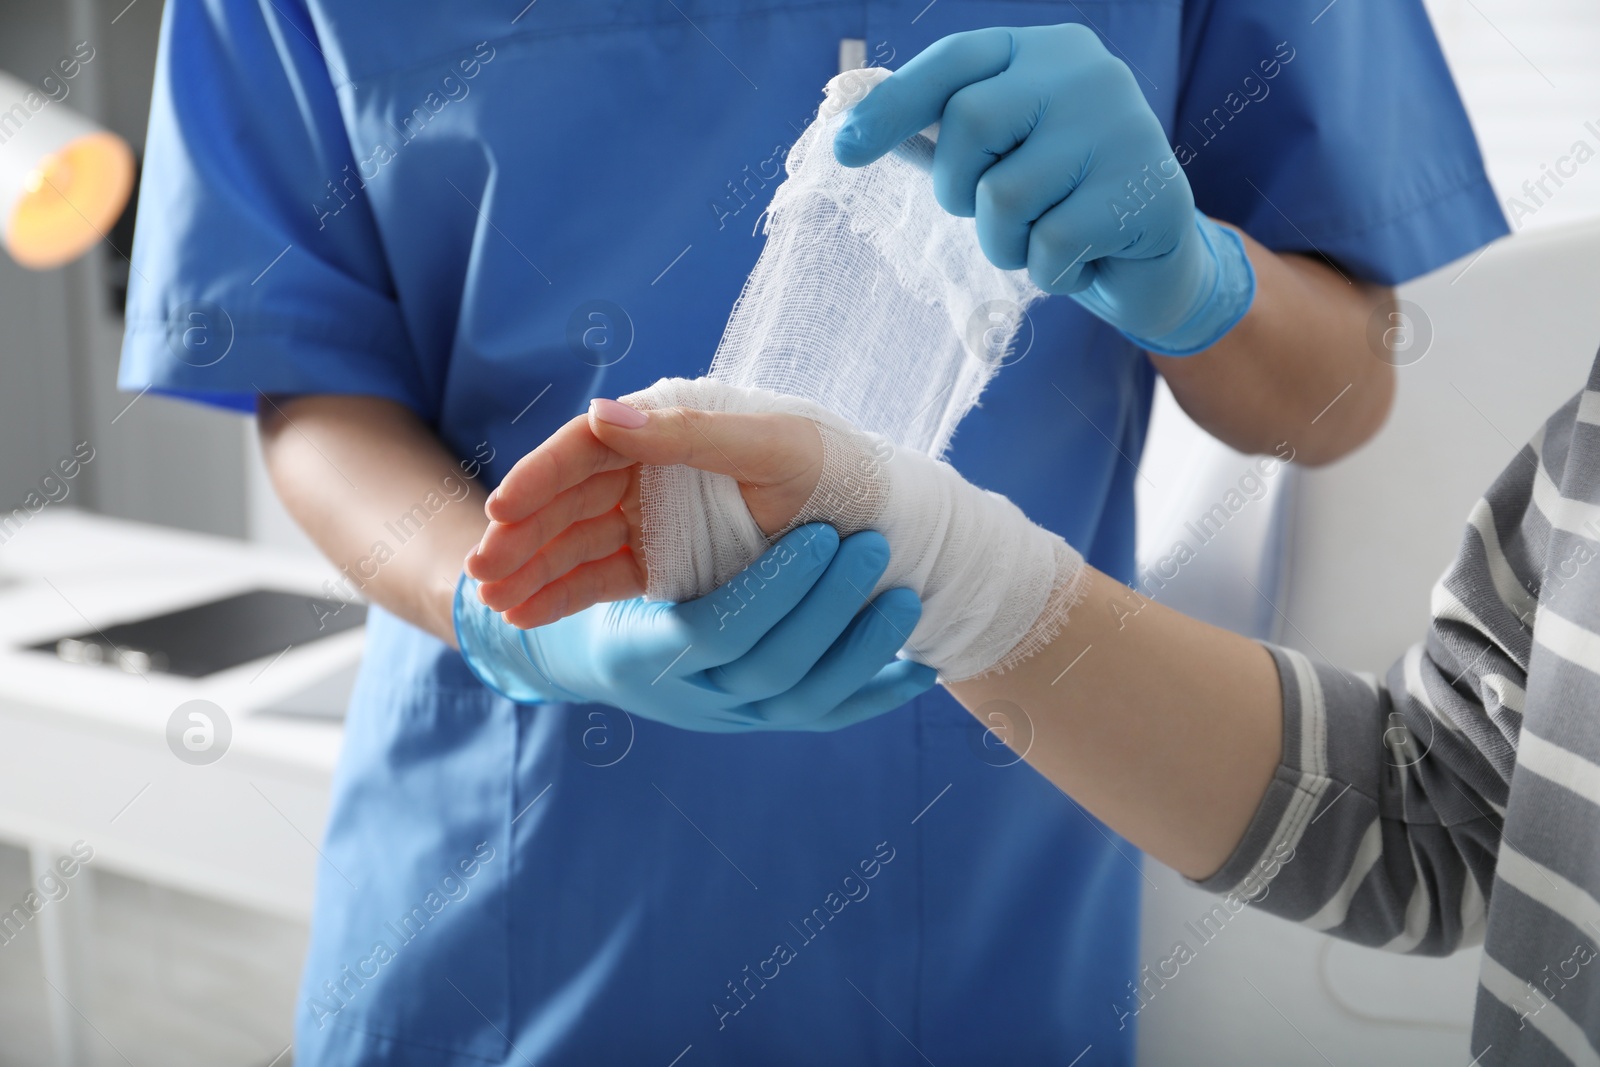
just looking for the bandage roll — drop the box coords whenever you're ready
[622,70,1073,678]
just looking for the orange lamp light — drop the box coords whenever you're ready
[0,71,133,271]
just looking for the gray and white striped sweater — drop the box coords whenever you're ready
[1198,348,1600,1064]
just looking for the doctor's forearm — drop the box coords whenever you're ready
[1152,227,1395,466]
[946,566,1283,881]
[257,395,488,646]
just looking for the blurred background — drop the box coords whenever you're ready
[0,0,1597,1064]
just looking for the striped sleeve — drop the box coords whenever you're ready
[1194,390,1584,956]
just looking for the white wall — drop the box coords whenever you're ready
[1424,0,1600,233]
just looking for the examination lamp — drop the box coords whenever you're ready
[0,70,132,271]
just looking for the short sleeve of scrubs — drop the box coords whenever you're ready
[118,0,426,415]
[1176,0,1508,285]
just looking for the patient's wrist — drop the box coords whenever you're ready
[783,418,1087,680]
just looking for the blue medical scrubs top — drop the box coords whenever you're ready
[120,2,1505,1063]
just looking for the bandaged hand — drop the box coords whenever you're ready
[471,378,1085,681]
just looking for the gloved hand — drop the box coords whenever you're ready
[833,24,1256,357]
[453,523,936,732]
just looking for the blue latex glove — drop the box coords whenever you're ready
[834,24,1256,357]
[453,523,937,732]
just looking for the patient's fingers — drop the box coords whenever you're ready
[501,548,645,629]
[476,508,633,612]
[588,399,820,488]
[486,412,632,524]
[467,466,632,582]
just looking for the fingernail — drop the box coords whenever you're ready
[590,397,649,429]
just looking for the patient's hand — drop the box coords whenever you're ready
[465,398,823,628]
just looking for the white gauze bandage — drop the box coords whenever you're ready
[623,378,1088,682]
[623,67,1078,680]
[708,66,1043,458]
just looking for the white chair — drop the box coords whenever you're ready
[1133,218,1600,1065]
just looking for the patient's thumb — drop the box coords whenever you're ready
[588,397,757,481]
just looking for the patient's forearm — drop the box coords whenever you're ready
[947,567,1282,880]
[257,395,488,646]
[480,382,1285,874]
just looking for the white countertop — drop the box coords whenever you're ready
[0,509,363,919]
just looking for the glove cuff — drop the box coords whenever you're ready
[452,573,575,705]
[1124,213,1257,358]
